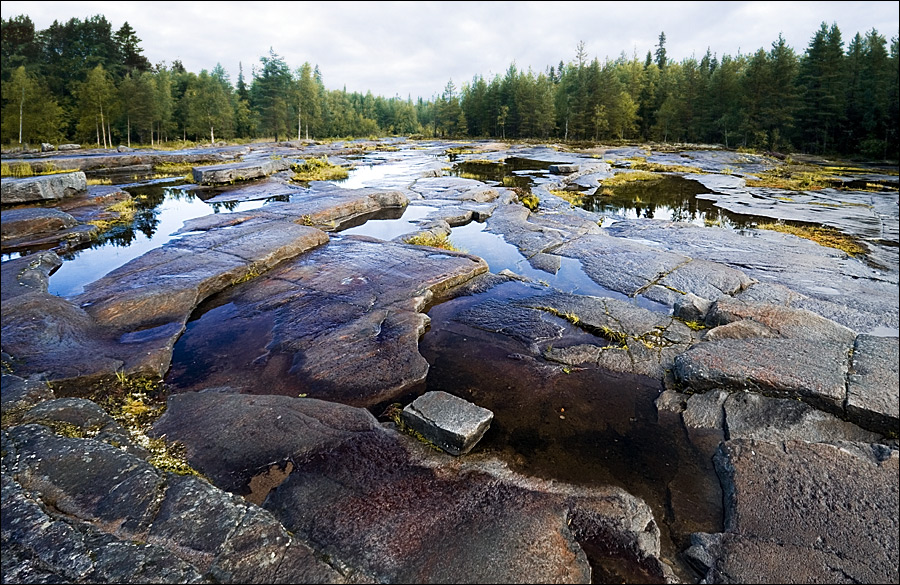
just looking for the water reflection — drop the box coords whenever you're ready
[49,184,269,298]
[580,175,759,228]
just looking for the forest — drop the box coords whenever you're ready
[1,14,898,159]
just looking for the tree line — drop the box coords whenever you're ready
[2,15,898,159]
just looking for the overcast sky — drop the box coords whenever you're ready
[3,1,898,100]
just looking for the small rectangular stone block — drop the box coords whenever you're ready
[401,391,493,456]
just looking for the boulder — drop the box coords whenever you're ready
[57,144,81,151]
[1,172,87,204]
[192,158,292,185]
[549,164,579,174]
[400,391,494,455]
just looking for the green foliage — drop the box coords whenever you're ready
[0,14,896,157]
[290,156,349,182]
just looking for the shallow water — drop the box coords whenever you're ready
[48,184,270,297]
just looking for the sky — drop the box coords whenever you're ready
[2,1,898,100]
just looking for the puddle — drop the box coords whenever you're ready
[417,281,723,577]
[338,204,434,240]
[48,184,270,298]
[450,221,666,311]
[452,157,559,191]
[579,175,760,228]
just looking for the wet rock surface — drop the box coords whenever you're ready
[2,138,898,584]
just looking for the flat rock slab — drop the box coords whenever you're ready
[166,236,488,407]
[0,207,78,242]
[847,334,900,435]
[400,390,494,455]
[707,297,857,345]
[687,439,899,584]
[192,158,292,185]
[150,392,670,583]
[605,219,898,334]
[674,338,851,414]
[1,172,87,204]
[411,176,500,202]
[678,390,882,444]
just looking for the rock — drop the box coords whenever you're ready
[1,207,78,242]
[674,338,850,414]
[689,439,899,584]
[0,251,61,300]
[549,164,580,174]
[1,373,54,421]
[147,391,673,583]
[673,292,713,322]
[40,143,55,152]
[2,423,343,583]
[654,390,687,413]
[192,158,292,185]
[704,319,779,340]
[116,145,134,152]
[58,144,81,151]
[707,297,857,345]
[605,219,898,334]
[1,171,87,204]
[723,392,883,443]
[151,393,383,495]
[165,237,488,407]
[683,390,729,430]
[846,335,899,435]
[400,391,494,455]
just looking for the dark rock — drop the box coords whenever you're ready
[683,390,729,430]
[166,237,488,407]
[1,172,87,204]
[2,423,343,583]
[846,334,899,435]
[1,373,54,421]
[690,439,899,584]
[400,391,494,455]
[549,163,579,174]
[151,392,382,494]
[1,207,78,242]
[674,338,850,414]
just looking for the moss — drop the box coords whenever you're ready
[83,372,203,477]
[519,192,540,211]
[381,403,443,452]
[403,233,460,251]
[682,320,708,331]
[1,161,77,178]
[88,199,137,233]
[290,157,349,182]
[550,189,584,207]
[624,156,704,174]
[601,171,659,187]
[757,222,867,256]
